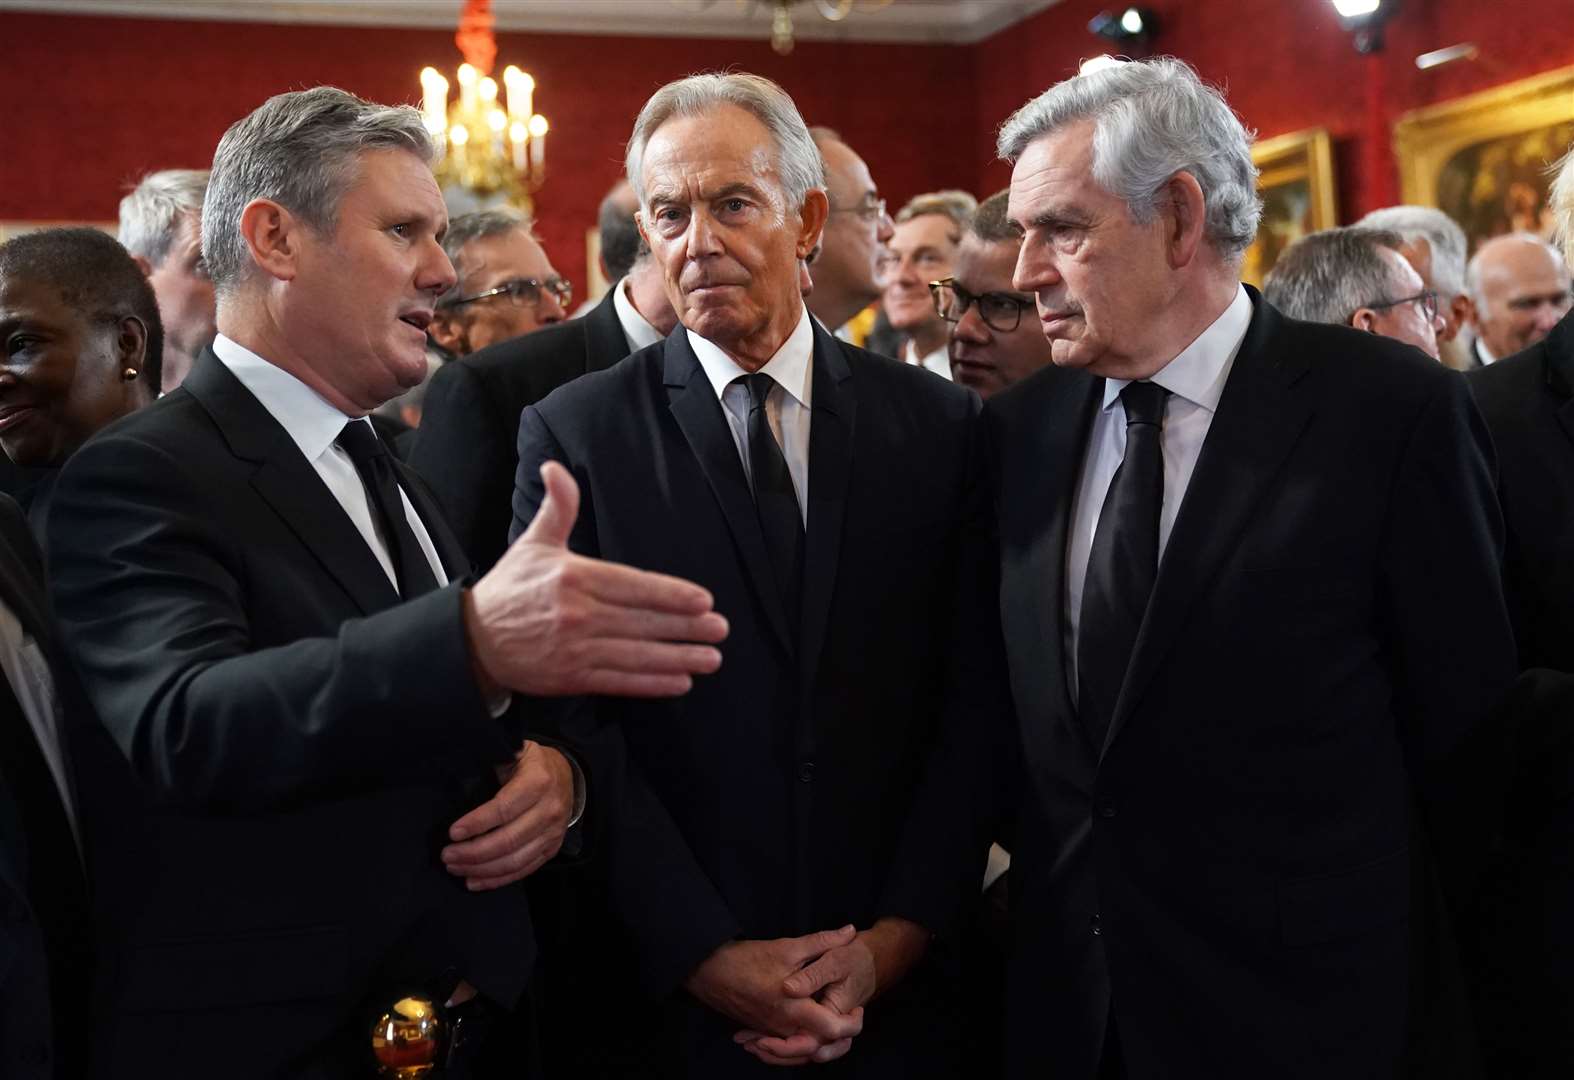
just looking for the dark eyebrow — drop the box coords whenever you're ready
[1029,208,1093,230]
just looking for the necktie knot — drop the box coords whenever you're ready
[336,419,387,464]
[1121,381,1168,428]
[739,372,775,412]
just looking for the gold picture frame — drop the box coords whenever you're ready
[1242,128,1338,287]
[1394,65,1574,251]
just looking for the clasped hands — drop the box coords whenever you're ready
[687,917,930,1067]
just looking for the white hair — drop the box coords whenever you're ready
[119,169,209,267]
[1551,146,1574,267]
[996,57,1261,259]
[203,86,435,298]
[1356,205,1468,298]
[625,72,825,212]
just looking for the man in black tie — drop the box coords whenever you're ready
[977,58,1515,1078]
[508,72,1005,1077]
[43,86,727,1077]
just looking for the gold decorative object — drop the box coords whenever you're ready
[370,995,446,1077]
[1393,65,1574,252]
[1242,127,1339,287]
[419,0,549,211]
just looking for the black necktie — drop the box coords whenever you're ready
[337,420,441,599]
[1077,380,1169,749]
[738,373,804,632]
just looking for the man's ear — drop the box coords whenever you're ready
[1350,308,1380,333]
[114,314,149,372]
[1162,171,1208,269]
[796,189,831,261]
[428,311,467,356]
[238,198,303,283]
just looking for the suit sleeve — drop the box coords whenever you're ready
[409,360,518,574]
[45,431,515,813]
[1380,371,1518,906]
[514,404,742,994]
[877,398,1019,936]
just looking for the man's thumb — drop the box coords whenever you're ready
[520,461,579,547]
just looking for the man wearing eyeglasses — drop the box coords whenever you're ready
[428,207,571,358]
[932,189,1054,398]
[804,128,894,335]
[1263,225,1445,359]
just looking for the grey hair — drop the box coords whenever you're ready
[438,206,536,306]
[202,86,435,299]
[625,72,825,212]
[1263,226,1406,325]
[996,57,1261,260]
[968,189,1018,245]
[1356,205,1468,298]
[1550,146,1574,267]
[1465,231,1567,308]
[895,189,978,233]
[119,169,209,267]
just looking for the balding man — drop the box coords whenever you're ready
[428,207,571,357]
[119,169,216,392]
[804,127,894,334]
[1357,205,1472,368]
[1465,231,1572,368]
[510,72,1002,1077]
[980,58,1512,1077]
[1263,225,1445,358]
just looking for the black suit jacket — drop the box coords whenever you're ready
[1465,310,1574,671]
[984,295,1516,1079]
[0,493,90,1080]
[45,349,540,1077]
[411,290,632,572]
[510,322,1008,1078]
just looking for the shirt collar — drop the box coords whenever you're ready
[211,333,357,462]
[1474,336,1497,365]
[687,303,814,408]
[611,276,664,352]
[1102,283,1253,412]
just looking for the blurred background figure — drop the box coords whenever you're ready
[1464,231,1572,367]
[1357,205,1472,369]
[429,207,570,357]
[118,169,213,393]
[805,127,894,339]
[1264,225,1445,358]
[880,190,975,377]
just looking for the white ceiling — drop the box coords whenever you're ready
[2,0,1063,45]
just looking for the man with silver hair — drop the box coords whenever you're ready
[45,86,726,1076]
[977,57,1512,1078]
[1357,204,1473,367]
[880,190,976,376]
[510,71,1002,1077]
[118,168,216,391]
[428,206,571,358]
[1463,230,1572,368]
[1263,225,1445,358]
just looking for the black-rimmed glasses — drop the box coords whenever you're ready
[446,276,573,311]
[929,278,1034,333]
[1365,289,1439,323]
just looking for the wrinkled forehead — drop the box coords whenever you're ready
[640,106,783,205]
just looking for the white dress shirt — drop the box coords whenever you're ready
[1064,285,1253,698]
[611,276,665,353]
[0,602,80,854]
[904,340,953,380]
[687,304,814,525]
[211,334,448,592]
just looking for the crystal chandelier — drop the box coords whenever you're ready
[419,0,549,209]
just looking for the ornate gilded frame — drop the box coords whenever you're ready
[1242,128,1339,286]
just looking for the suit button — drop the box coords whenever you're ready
[1090,914,1102,936]
[797,761,816,783]
[1097,804,1117,819]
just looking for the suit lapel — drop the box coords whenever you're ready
[1102,295,1314,757]
[585,291,634,372]
[798,325,854,687]
[997,369,1102,768]
[182,350,400,615]
[663,333,795,655]
[1543,315,1574,453]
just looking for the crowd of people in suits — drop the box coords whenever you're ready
[0,52,1571,1080]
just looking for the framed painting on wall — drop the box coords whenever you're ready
[1241,128,1338,287]
[1394,65,1574,253]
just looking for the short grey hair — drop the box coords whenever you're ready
[895,190,978,233]
[1550,146,1574,266]
[625,72,825,212]
[1263,226,1407,325]
[438,207,536,306]
[996,57,1261,260]
[203,86,435,298]
[1356,205,1467,298]
[119,169,209,267]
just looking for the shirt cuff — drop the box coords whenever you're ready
[563,749,586,829]
[485,687,512,720]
